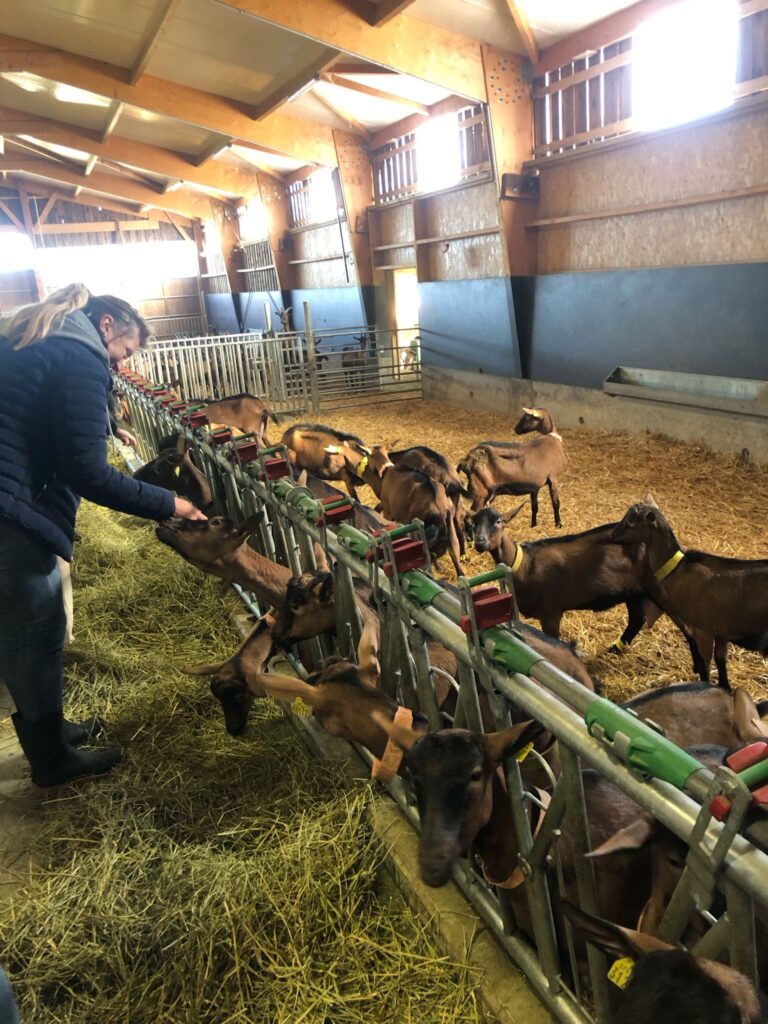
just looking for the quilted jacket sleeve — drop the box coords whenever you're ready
[48,340,176,520]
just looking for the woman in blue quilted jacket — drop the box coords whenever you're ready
[0,283,206,787]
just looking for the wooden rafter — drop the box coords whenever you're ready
[0,198,24,232]
[252,47,340,120]
[131,0,181,85]
[13,177,174,221]
[371,0,418,27]
[503,0,539,64]
[0,158,214,220]
[194,136,233,168]
[313,88,371,138]
[209,1,486,100]
[0,105,263,197]
[37,192,60,224]
[101,100,124,143]
[0,33,338,164]
[7,136,85,175]
[83,154,98,176]
[320,73,429,114]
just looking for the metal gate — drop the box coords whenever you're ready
[115,378,768,1024]
[129,303,421,418]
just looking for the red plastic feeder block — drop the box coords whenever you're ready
[316,498,354,525]
[187,412,209,429]
[210,428,233,445]
[459,587,514,633]
[170,402,187,414]
[231,441,261,465]
[383,538,427,577]
[726,742,768,774]
[262,456,290,479]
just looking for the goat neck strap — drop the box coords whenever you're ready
[371,706,412,781]
[482,787,551,890]
[510,544,524,574]
[654,549,684,582]
[357,455,369,475]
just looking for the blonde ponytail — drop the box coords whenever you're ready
[3,283,91,351]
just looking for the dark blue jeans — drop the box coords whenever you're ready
[0,519,65,721]
[0,965,19,1024]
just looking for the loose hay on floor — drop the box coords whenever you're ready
[326,399,768,704]
[0,502,490,1024]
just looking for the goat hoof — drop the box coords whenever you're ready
[608,644,623,656]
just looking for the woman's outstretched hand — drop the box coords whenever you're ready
[174,498,207,521]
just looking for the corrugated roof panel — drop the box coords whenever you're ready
[146,0,327,104]
[0,0,152,68]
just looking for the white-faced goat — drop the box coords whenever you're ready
[458,407,567,526]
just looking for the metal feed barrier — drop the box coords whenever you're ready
[116,374,768,1024]
[129,302,421,419]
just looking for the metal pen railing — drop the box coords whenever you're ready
[115,377,768,1024]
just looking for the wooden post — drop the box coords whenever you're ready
[333,129,374,287]
[481,46,538,276]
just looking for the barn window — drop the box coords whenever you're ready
[417,114,463,193]
[633,0,738,131]
[0,230,35,272]
[287,169,341,227]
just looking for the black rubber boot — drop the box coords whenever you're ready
[63,717,104,746]
[11,712,122,787]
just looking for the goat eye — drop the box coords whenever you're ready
[469,768,483,782]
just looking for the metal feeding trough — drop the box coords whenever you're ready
[603,366,768,417]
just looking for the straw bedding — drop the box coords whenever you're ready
[327,399,768,704]
[0,501,489,1024]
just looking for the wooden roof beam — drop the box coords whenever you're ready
[194,136,233,167]
[101,100,124,142]
[503,0,539,65]
[11,175,173,221]
[313,89,371,138]
[0,105,264,196]
[0,33,338,164]
[371,0,418,27]
[320,73,429,114]
[212,1,486,99]
[130,0,181,85]
[252,47,340,120]
[0,157,212,220]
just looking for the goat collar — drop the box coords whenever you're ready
[654,549,684,582]
[371,705,413,780]
[509,544,524,574]
[482,785,551,890]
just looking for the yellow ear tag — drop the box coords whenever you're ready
[607,957,635,989]
[174,465,181,477]
[516,742,534,763]
[358,455,369,474]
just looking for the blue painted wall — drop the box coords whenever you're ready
[203,294,239,335]
[287,287,369,353]
[234,291,284,332]
[418,278,522,377]
[523,263,768,389]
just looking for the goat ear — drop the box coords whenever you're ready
[175,433,187,455]
[357,619,380,687]
[587,816,656,858]
[251,672,320,708]
[643,509,658,524]
[182,659,227,675]
[295,469,308,487]
[643,492,660,509]
[502,501,526,524]
[371,709,420,751]
[521,406,535,416]
[313,542,329,573]
[560,902,671,960]
[483,719,544,764]
[237,513,261,539]
[733,688,768,741]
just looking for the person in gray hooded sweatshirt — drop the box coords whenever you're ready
[0,283,205,787]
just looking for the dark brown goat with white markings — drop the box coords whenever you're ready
[458,407,567,526]
[468,504,666,654]
[135,436,213,512]
[611,502,768,689]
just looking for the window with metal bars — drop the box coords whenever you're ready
[287,178,313,228]
[533,1,768,159]
[372,105,491,204]
[240,239,280,292]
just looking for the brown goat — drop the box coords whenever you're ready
[611,502,768,690]
[188,393,277,445]
[155,514,292,608]
[468,504,666,653]
[458,407,567,525]
[135,436,213,512]
[281,423,369,500]
[561,901,766,1024]
[349,445,464,577]
[184,613,276,735]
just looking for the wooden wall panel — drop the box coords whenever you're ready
[293,221,355,288]
[536,105,768,272]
